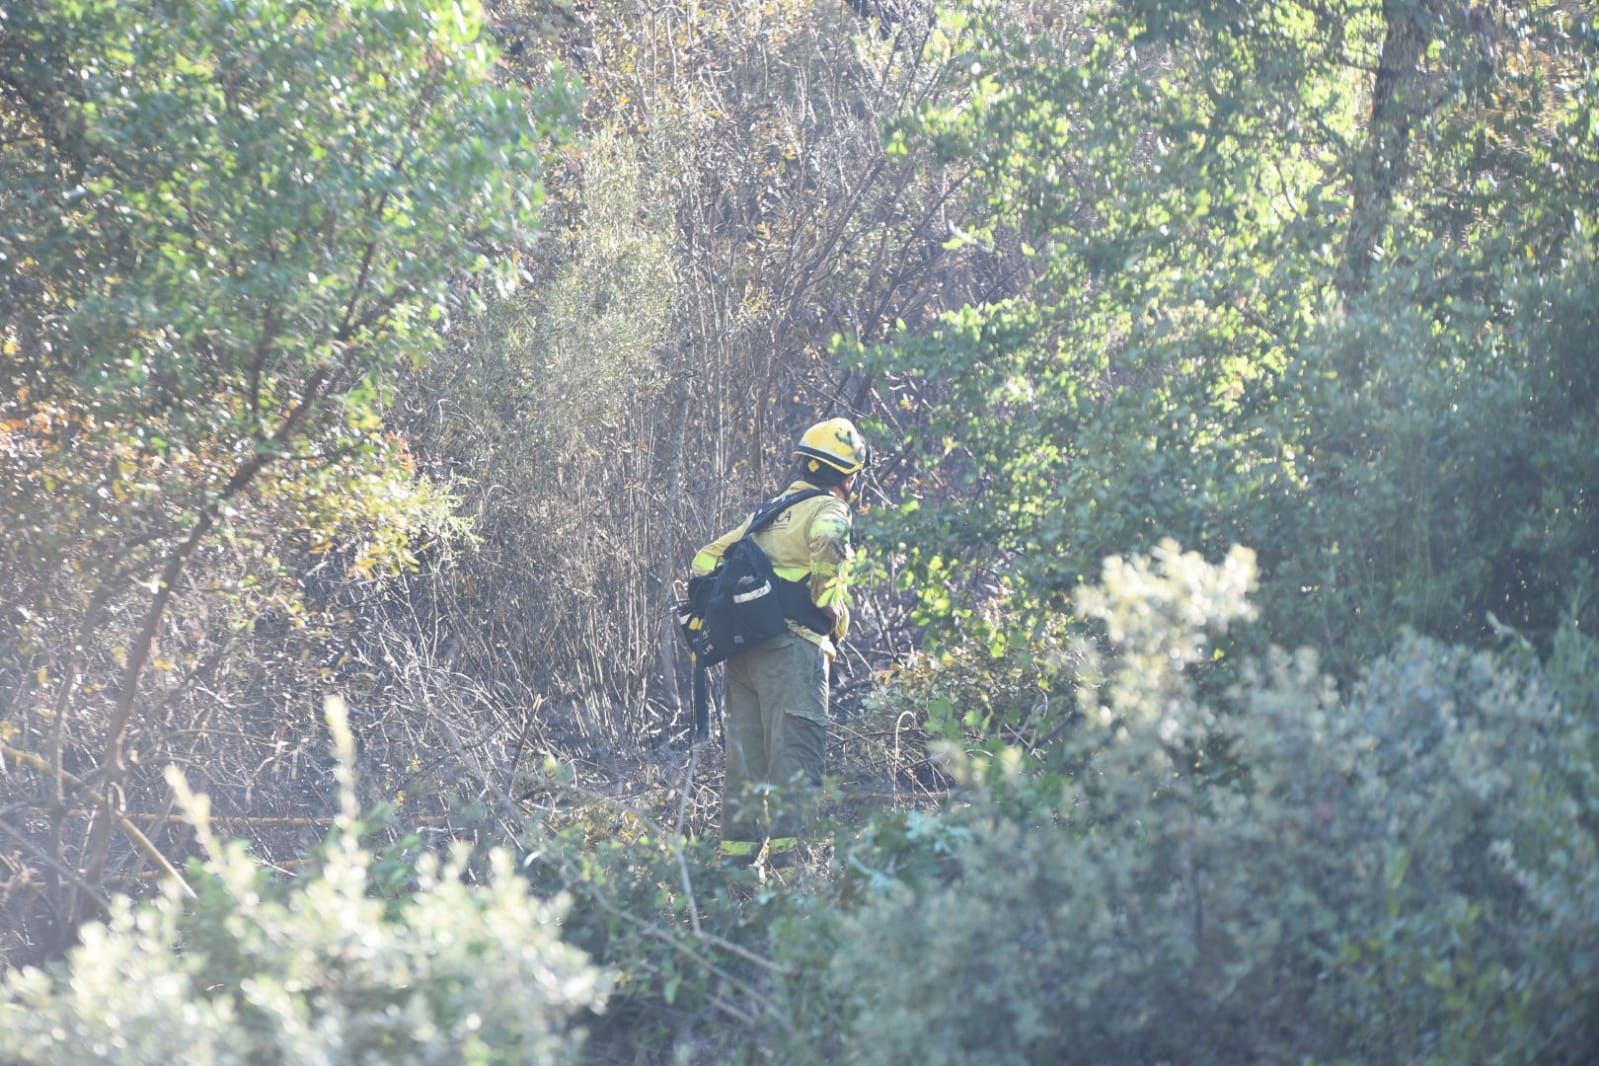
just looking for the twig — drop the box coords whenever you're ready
[2,742,194,899]
[673,744,703,937]
[0,817,111,911]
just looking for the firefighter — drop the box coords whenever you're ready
[691,417,868,861]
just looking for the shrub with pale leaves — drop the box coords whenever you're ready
[0,700,608,1065]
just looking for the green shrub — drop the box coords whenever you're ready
[811,544,1599,1064]
[510,774,841,1062]
[858,605,1079,793]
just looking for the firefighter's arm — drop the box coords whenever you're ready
[807,501,854,641]
[691,518,752,576]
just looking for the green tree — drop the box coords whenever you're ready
[866,0,1599,667]
[0,0,573,951]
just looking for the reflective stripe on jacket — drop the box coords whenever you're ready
[691,480,853,655]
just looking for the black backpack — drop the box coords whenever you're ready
[677,489,831,738]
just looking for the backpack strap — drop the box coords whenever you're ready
[745,489,831,535]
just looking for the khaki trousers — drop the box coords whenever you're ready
[721,632,827,847]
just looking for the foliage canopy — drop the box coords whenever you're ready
[869,0,1599,670]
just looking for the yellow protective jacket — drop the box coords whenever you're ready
[691,480,854,657]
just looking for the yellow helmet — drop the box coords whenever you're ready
[796,417,869,476]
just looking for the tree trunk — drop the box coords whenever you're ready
[1340,0,1441,331]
